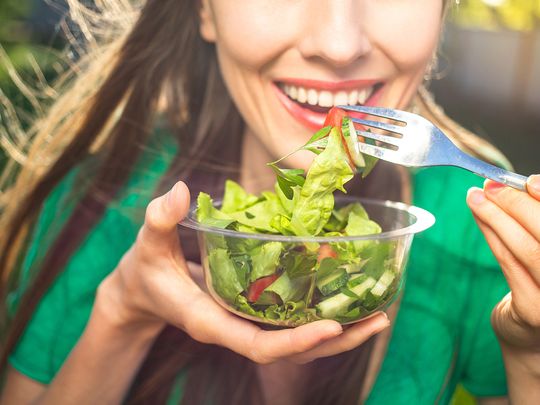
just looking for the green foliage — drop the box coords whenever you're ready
[451,0,540,31]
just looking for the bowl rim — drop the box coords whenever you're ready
[180,196,435,243]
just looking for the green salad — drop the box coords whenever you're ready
[195,108,399,326]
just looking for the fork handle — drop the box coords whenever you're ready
[457,153,528,191]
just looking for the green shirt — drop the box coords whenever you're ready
[9,131,509,404]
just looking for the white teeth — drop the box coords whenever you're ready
[357,88,370,104]
[281,83,377,107]
[297,87,307,103]
[334,91,348,106]
[289,86,298,99]
[318,91,333,107]
[348,90,358,105]
[307,89,318,105]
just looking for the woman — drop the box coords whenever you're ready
[0,0,539,404]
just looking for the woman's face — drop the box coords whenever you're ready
[200,0,444,169]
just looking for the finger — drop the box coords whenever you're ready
[484,179,540,241]
[183,292,343,364]
[467,187,540,284]
[470,210,538,298]
[526,174,540,201]
[288,312,389,364]
[140,181,191,249]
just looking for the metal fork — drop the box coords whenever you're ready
[339,105,528,191]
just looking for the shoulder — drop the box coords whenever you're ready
[9,127,178,383]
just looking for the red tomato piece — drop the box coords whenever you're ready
[323,108,356,169]
[323,106,347,128]
[317,243,338,262]
[247,274,279,302]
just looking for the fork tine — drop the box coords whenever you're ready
[338,105,409,122]
[356,141,401,164]
[356,129,401,147]
[358,142,403,164]
[351,118,404,135]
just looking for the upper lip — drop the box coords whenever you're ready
[275,78,380,91]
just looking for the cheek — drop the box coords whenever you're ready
[369,2,443,72]
[210,1,299,71]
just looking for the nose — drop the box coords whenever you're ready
[297,0,372,68]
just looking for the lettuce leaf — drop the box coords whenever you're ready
[263,272,311,303]
[290,128,354,236]
[196,192,235,229]
[281,249,317,279]
[324,202,369,232]
[208,248,243,302]
[345,210,382,254]
[221,180,259,213]
[250,241,283,281]
[235,295,264,318]
[227,195,286,233]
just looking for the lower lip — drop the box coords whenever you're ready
[273,83,384,131]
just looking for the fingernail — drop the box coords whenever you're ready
[527,175,540,195]
[166,183,177,208]
[467,187,486,205]
[484,179,505,194]
[375,312,390,328]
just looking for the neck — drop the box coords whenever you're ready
[239,128,277,194]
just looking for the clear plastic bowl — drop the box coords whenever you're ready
[181,196,435,327]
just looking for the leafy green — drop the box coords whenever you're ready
[250,242,283,281]
[197,193,234,250]
[231,254,251,290]
[290,128,354,236]
[235,295,264,318]
[196,193,235,229]
[345,210,382,254]
[264,272,311,303]
[269,214,295,235]
[221,180,260,213]
[227,196,286,232]
[195,110,397,325]
[267,126,332,167]
[269,166,306,200]
[357,128,379,178]
[281,249,317,279]
[325,202,369,232]
[208,249,244,303]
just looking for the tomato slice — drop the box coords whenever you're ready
[247,274,279,302]
[323,107,347,128]
[317,243,338,262]
[322,107,357,169]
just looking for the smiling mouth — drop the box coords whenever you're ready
[276,81,384,114]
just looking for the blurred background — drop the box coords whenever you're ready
[1,0,538,172]
[0,1,538,404]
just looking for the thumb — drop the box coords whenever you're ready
[141,181,191,247]
[526,175,540,201]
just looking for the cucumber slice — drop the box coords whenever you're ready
[316,277,376,319]
[370,270,395,297]
[316,268,349,296]
[340,259,370,274]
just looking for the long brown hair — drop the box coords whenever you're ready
[0,0,508,404]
